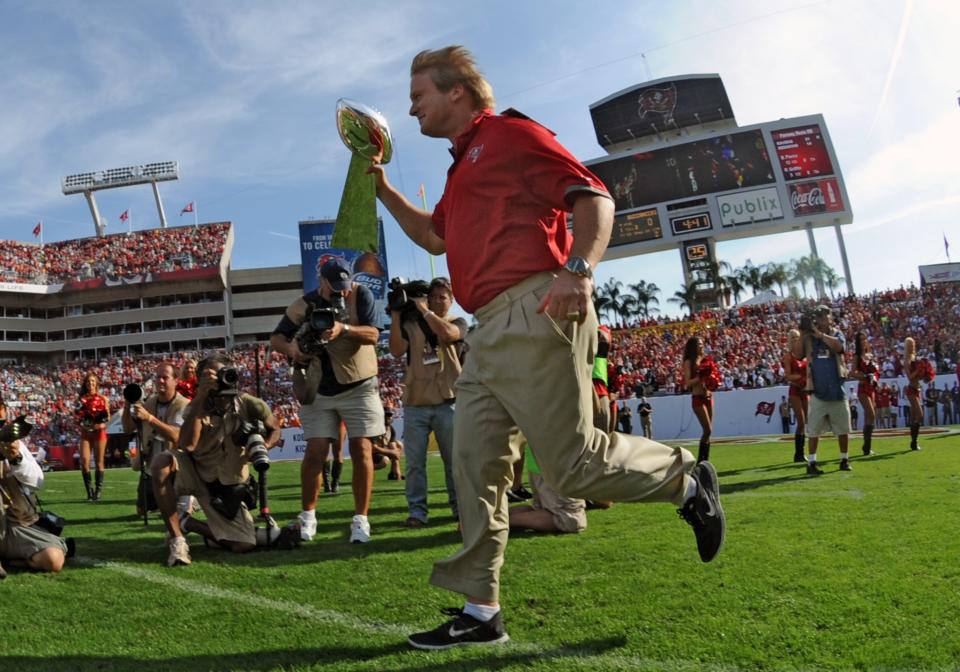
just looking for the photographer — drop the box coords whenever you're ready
[270,259,384,544]
[151,353,281,566]
[802,306,852,474]
[121,361,188,517]
[0,429,68,576]
[388,276,465,528]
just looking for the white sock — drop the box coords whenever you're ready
[353,514,368,525]
[840,452,848,460]
[682,475,699,504]
[808,454,817,464]
[463,602,500,622]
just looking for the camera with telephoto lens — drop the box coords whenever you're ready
[233,419,269,473]
[123,383,143,404]
[296,295,348,356]
[387,277,430,317]
[0,415,33,453]
[214,366,240,396]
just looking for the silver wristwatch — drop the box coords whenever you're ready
[562,256,593,279]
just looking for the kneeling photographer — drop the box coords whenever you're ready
[387,276,465,528]
[270,259,384,544]
[152,353,284,566]
[121,361,188,521]
[0,417,69,577]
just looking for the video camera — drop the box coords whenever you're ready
[387,277,430,317]
[232,419,270,473]
[296,295,348,356]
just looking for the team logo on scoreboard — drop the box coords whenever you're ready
[717,187,784,226]
[637,84,678,126]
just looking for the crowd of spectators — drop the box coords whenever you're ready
[607,283,960,399]
[3,281,958,455]
[0,223,230,285]
[0,342,405,454]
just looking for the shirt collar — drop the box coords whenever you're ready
[449,109,494,160]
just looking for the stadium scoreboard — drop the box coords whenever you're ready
[586,114,851,260]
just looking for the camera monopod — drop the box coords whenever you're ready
[123,384,148,527]
[255,462,274,544]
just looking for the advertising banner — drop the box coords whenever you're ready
[718,187,784,226]
[298,219,389,320]
[788,178,844,215]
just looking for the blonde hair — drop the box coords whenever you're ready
[411,46,495,110]
[904,337,916,362]
[787,328,800,343]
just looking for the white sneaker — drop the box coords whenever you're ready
[167,535,191,567]
[350,515,370,544]
[298,510,317,541]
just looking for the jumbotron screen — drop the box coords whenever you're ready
[590,77,735,147]
[772,124,834,181]
[587,130,776,211]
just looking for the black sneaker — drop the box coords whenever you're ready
[513,486,534,500]
[839,459,852,472]
[806,461,824,476]
[408,607,510,650]
[677,461,725,563]
[505,489,525,504]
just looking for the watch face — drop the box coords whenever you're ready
[566,257,591,277]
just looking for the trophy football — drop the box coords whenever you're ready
[331,98,393,252]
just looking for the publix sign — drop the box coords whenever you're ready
[717,187,784,227]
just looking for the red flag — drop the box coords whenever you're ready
[180,202,194,215]
[119,210,129,223]
[32,221,42,237]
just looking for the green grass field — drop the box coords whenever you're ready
[4,432,959,672]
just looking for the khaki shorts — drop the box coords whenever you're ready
[0,518,67,561]
[530,473,587,533]
[808,397,852,437]
[172,452,256,546]
[300,377,385,440]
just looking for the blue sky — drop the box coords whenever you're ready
[1,0,957,317]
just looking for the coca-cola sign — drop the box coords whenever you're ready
[788,178,844,215]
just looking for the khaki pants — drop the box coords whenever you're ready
[430,272,694,601]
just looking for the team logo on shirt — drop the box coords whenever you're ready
[467,144,484,164]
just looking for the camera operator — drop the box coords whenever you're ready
[151,353,281,566]
[121,361,188,517]
[388,276,465,528]
[270,259,384,544]
[0,429,68,576]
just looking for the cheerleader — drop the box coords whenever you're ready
[782,329,808,463]
[75,371,111,500]
[853,331,878,455]
[176,358,198,399]
[682,336,716,463]
[904,337,925,450]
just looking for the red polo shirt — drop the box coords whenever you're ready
[432,109,610,313]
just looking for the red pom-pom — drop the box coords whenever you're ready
[697,356,723,391]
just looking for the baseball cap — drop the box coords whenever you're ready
[320,259,352,291]
[814,304,831,316]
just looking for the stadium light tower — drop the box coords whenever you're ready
[61,161,180,237]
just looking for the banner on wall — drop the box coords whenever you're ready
[298,218,389,321]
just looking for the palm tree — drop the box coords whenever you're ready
[805,255,832,300]
[723,271,746,305]
[668,283,699,318]
[595,278,628,325]
[627,280,661,319]
[738,259,769,296]
[790,257,812,298]
[823,266,843,299]
[763,261,790,297]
